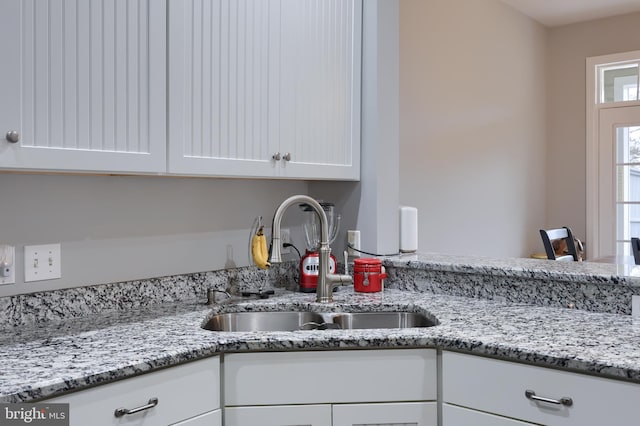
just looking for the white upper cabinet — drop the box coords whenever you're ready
[0,0,167,173]
[0,0,360,180]
[168,0,362,180]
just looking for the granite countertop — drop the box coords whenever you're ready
[3,287,640,403]
[385,252,640,286]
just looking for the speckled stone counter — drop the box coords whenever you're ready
[0,263,295,327]
[3,288,640,403]
[383,253,640,314]
[3,253,640,403]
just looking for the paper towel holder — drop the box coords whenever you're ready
[399,206,418,253]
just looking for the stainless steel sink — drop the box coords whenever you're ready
[331,312,437,329]
[202,311,328,332]
[202,311,437,332]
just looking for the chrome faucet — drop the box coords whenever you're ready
[270,195,352,303]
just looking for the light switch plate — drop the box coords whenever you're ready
[24,243,61,282]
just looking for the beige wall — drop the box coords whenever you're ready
[399,0,547,257]
[546,12,640,252]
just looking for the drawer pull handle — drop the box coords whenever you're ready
[525,390,573,407]
[114,397,159,417]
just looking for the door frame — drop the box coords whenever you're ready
[586,51,640,259]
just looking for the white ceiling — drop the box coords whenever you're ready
[502,0,640,27]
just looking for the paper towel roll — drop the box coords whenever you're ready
[399,206,418,253]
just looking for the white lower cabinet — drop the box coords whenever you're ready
[442,404,534,426]
[47,357,221,426]
[172,410,222,426]
[225,404,331,425]
[442,351,640,426]
[223,349,437,426]
[225,402,435,426]
[42,346,640,426]
[333,402,437,426]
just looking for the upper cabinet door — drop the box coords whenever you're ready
[275,0,362,181]
[168,0,277,177]
[168,0,361,180]
[0,0,166,173]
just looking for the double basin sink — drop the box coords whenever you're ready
[203,310,438,332]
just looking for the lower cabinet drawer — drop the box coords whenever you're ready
[333,401,437,426]
[225,404,331,426]
[224,349,436,406]
[171,409,221,426]
[443,404,534,426]
[442,351,640,426]
[47,356,220,426]
[225,402,436,426]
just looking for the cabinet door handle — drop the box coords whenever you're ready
[114,397,159,417]
[525,390,573,407]
[282,152,291,162]
[5,131,19,143]
[272,152,281,161]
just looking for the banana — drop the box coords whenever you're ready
[251,227,271,269]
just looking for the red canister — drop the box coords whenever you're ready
[353,258,386,292]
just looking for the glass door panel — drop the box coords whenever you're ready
[616,127,640,256]
[599,106,640,257]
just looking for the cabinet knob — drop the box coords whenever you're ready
[282,152,291,162]
[5,131,19,143]
[272,152,281,161]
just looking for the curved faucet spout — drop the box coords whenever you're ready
[270,196,327,264]
[269,195,352,303]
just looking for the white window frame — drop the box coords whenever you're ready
[586,50,640,259]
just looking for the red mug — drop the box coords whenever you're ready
[353,258,386,292]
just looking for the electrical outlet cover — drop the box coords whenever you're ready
[281,228,291,254]
[0,245,15,285]
[347,230,361,257]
